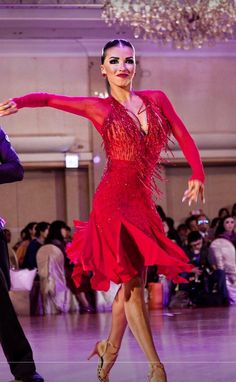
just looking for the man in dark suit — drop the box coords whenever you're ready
[184,230,229,306]
[0,127,44,382]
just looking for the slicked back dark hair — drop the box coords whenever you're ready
[101,39,135,64]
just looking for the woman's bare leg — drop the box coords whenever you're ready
[123,275,167,380]
[107,286,127,348]
[123,276,160,364]
[107,269,147,348]
[88,287,127,380]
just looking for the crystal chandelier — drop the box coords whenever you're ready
[102,0,236,49]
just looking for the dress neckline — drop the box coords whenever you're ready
[110,91,150,137]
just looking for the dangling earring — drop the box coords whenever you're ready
[102,73,106,78]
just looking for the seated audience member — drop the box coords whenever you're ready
[209,236,236,304]
[209,208,230,241]
[3,228,18,269]
[208,217,220,241]
[45,220,94,313]
[197,214,211,245]
[164,217,182,247]
[64,224,72,245]
[185,215,198,232]
[15,222,37,266]
[215,215,236,248]
[36,244,78,314]
[179,231,229,306]
[218,207,230,219]
[22,222,49,270]
[177,224,189,247]
[155,205,166,221]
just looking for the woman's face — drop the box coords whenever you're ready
[101,45,136,91]
[223,217,235,233]
[30,224,37,238]
[61,227,67,238]
[219,209,229,218]
[163,221,169,235]
[41,227,49,239]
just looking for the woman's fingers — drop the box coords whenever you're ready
[182,180,205,206]
[0,100,17,116]
[182,182,197,201]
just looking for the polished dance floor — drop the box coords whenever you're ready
[1,307,236,382]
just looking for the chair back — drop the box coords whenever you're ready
[36,244,78,314]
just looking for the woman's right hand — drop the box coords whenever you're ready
[0,99,18,117]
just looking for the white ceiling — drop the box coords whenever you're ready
[0,2,235,57]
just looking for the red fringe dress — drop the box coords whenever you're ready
[14,90,205,291]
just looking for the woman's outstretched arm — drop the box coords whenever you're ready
[0,93,106,131]
[154,90,205,205]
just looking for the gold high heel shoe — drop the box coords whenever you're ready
[148,362,167,382]
[88,340,119,382]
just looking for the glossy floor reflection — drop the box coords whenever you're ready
[1,307,236,382]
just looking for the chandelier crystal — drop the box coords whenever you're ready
[102,0,236,49]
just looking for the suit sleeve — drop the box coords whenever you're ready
[157,91,205,182]
[0,128,24,184]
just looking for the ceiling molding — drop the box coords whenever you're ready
[0,39,236,58]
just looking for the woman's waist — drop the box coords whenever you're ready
[107,158,137,169]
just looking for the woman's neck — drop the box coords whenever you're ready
[110,86,134,104]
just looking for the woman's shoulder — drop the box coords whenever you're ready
[136,89,169,104]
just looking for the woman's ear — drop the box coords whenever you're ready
[100,65,106,77]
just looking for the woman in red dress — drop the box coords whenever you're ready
[0,39,205,382]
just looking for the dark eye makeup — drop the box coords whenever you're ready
[109,57,134,65]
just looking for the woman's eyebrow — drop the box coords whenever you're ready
[108,56,134,59]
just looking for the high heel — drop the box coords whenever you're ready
[88,340,119,382]
[148,362,167,382]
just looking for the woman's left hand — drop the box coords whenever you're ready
[182,179,205,206]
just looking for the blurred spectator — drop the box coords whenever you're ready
[231,203,236,219]
[165,217,182,247]
[197,214,210,245]
[156,205,166,221]
[46,220,95,313]
[181,231,229,306]
[185,215,198,232]
[36,222,79,315]
[3,228,18,269]
[210,217,219,229]
[177,224,189,247]
[209,208,230,240]
[22,222,49,270]
[218,207,230,219]
[64,224,72,245]
[15,222,37,267]
[215,215,236,248]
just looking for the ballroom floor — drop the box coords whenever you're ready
[1,307,236,382]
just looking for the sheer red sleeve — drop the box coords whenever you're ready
[12,93,107,133]
[154,90,205,183]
